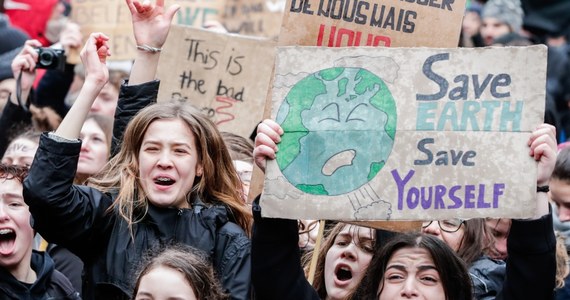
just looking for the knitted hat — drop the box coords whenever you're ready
[523,1,570,37]
[482,0,524,33]
[0,14,28,55]
[466,2,483,17]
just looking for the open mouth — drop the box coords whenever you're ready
[335,265,353,282]
[322,150,356,176]
[0,229,16,255]
[154,176,176,186]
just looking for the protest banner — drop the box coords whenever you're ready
[278,0,466,47]
[223,0,285,39]
[156,25,276,138]
[261,45,547,221]
[71,0,226,60]
[249,0,468,224]
[176,0,225,27]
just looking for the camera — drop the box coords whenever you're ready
[35,48,66,71]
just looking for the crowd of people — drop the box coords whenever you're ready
[0,0,569,299]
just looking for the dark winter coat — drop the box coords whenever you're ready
[497,212,556,300]
[23,78,251,300]
[0,250,80,300]
[23,134,251,300]
[470,255,506,299]
[251,199,319,300]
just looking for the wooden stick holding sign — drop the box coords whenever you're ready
[307,220,326,284]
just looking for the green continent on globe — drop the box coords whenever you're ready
[276,67,397,196]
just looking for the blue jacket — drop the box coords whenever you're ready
[470,255,506,299]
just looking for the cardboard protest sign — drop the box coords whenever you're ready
[261,45,547,221]
[71,0,226,60]
[278,0,466,47]
[70,0,136,60]
[223,0,285,39]
[156,25,276,138]
[176,0,226,26]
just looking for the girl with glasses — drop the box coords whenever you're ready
[422,218,505,299]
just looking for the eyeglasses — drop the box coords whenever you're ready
[422,219,465,233]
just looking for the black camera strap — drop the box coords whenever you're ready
[15,70,30,113]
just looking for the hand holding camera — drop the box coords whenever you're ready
[11,39,67,75]
[10,40,43,103]
[10,39,68,110]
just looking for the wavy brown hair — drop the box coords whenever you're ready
[456,219,494,266]
[555,232,569,289]
[89,103,252,234]
[301,222,375,299]
[0,163,29,182]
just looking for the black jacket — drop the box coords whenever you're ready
[251,200,319,300]
[0,250,80,300]
[497,212,556,300]
[23,79,252,300]
[109,80,251,299]
[24,134,251,300]
[47,244,84,295]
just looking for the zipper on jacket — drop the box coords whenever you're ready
[173,209,184,240]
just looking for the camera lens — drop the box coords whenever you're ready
[40,51,54,66]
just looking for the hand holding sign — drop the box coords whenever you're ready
[529,123,557,219]
[254,119,284,173]
[530,124,557,186]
